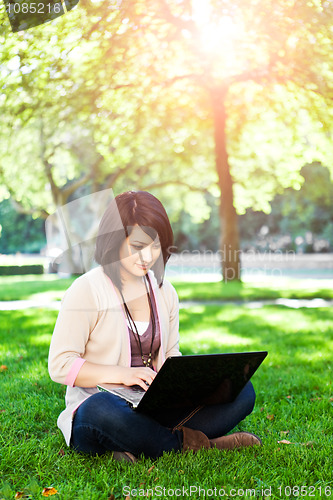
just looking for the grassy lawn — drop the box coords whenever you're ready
[0,274,333,302]
[0,276,75,302]
[0,278,332,499]
[172,278,333,302]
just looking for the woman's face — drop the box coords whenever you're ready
[118,225,162,280]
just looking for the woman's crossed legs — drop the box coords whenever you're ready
[71,381,256,458]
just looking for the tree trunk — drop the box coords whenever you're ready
[210,86,241,281]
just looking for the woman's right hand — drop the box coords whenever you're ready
[119,366,157,391]
[73,361,157,389]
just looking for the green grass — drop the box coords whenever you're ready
[0,275,75,302]
[0,278,333,499]
[172,278,333,301]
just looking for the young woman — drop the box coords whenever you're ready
[48,190,261,462]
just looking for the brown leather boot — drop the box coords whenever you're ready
[182,427,262,452]
[182,426,211,452]
[113,451,137,463]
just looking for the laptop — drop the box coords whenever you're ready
[97,351,267,420]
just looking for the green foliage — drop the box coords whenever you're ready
[171,163,333,252]
[239,163,333,252]
[1,160,332,255]
[0,5,215,215]
[0,199,46,254]
[1,0,333,217]
[172,192,220,251]
[1,0,333,280]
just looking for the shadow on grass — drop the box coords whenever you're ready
[179,304,333,399]
[179,305,333,352]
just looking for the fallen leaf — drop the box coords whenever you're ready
[0,365,8,372]
[260,407,264,412]
[107,495,115,500]
[147,465,155,474]
[310,397,322,401]
[280,430,289,435]
[15,493,25,499]
[42,487,58,497]
[277,439,292,444]
[266,414,275,421]
[58,448,65,456]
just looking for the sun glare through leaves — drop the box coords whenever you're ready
[188,0,251,77]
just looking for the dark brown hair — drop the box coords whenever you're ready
[94,191,174,289]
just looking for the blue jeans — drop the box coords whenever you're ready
[71,381,256,458]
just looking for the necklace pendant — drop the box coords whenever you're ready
[142,355,151,367]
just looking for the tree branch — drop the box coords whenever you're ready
[10,198,49,219]
[155,0,199,37]
[142,180,210,194]
[39,122,61,205]
[103,161,135,189]
[61,172,92,200]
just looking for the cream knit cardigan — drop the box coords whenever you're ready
[48,266,181,445]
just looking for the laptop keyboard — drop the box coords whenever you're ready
[111,385,145,405]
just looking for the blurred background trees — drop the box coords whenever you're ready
[0,0,333,278]
[1,162,332,255]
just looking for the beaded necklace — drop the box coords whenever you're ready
[119,275,156,368]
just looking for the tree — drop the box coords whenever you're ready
[0,6,212,213]
[113,0,333,279]
[1,7,214,270]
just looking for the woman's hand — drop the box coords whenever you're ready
[119,366,157,391]
[73,362,157,389]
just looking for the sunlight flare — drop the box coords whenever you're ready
[191,0,247,74]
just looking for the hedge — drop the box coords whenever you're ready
[0,265,44,276]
